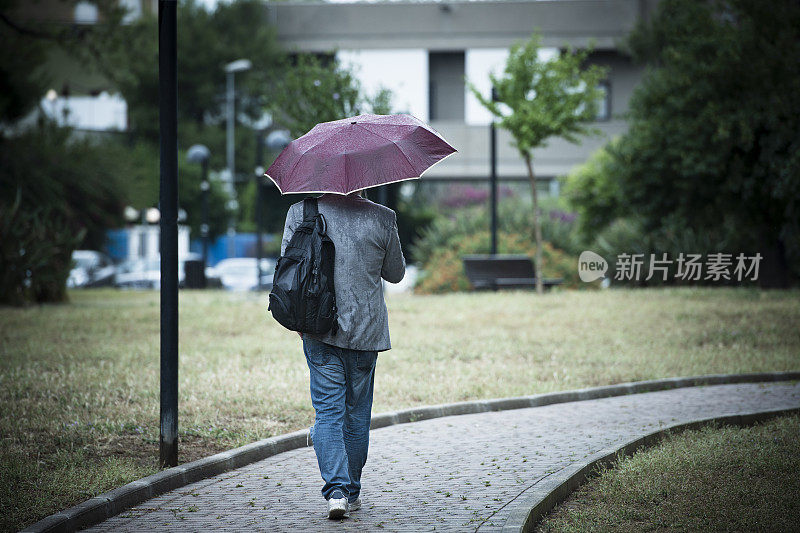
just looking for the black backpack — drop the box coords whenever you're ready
[268,198,338,335]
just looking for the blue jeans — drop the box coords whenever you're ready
[303,336,377,502]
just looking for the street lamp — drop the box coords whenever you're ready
[45,88,58,121]
[254,129,292,290]
[224,59,251,258]
[187,144,211,268]
[490,86,499,256]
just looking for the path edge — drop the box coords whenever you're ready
[21,371,800,532]
[500,405,800,533]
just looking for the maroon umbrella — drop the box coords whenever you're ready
[265,113,457,195]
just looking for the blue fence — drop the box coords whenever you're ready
[105,229,130,262]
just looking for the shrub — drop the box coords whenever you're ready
[414,230,579,294]
[0,191,85,305]
[411,196,587,263]
[589,216,753,287]
[395,198,438,264]
[0,122,126,304]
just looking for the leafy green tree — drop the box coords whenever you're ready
[269,53,393,139]
[100,0,282,146]
[80,0,287,239]
[0,20,48,125]
[468,32,607,293]
[0,121,129,304]
[0,1,135,303]
[577,0,800,287]
[0,0,131,123]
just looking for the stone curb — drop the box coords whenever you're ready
[500,406,800,533]
[21,371,800,532]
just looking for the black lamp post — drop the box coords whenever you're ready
[187,144,211,269]
[490,86,499,256]
[158,0,178,469]
[255,129,291,290]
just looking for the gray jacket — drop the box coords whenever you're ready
[281,193,406,352]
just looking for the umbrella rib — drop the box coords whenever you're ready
[283,144,316,186]
[353,125,419,176]
[344,152,350,193]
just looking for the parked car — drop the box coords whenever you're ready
[213,257,276,291]
[259,261,276,290]
[115,258,161,289]
[67,250,116,288]
[114,254,218,289]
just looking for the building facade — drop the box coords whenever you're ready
[268,0,658,192]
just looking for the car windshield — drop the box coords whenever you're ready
[220,264,255,277]
[73,253,97,270]
[119,259,160,273]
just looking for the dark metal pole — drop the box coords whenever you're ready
[490,87,498,256]
[377,185,388,206]
[255,131,264,291]
[158,0,179,469]
[201,160,209,270]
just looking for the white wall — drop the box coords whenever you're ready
[337,49,429,121]
[338,47,560,126]
[40,92,127,131]
[127,226,190,260]
[465,48,509,125]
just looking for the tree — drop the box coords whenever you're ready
[0,0,132,304]
[99,0,283,147]
[269,53,393,139]
[82,0,287,239]
[0,121,129,304]
[0,18,48,125]
[583,0,800,287]
[468,32,607,293]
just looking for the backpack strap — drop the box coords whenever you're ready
[302,197,318,221]
[303,197,328,235]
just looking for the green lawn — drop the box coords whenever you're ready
[1,288,798,531]
[537,414,800,532]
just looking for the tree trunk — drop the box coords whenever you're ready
[759,237,792,289]
[524,155,544,294]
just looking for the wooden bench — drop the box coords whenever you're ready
[462,255,564,291]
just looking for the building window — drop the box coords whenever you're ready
[73,2,99,24]
[429,51,465,121]
[596,80,611,121]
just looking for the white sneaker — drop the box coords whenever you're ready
[348,497,361,511]
[327,491,348,519]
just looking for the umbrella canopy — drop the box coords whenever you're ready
[265,113,457,195]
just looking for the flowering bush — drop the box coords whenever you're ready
[414,230,580,294]
[440,184,516,209]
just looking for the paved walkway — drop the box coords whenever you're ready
[87,382,800,532]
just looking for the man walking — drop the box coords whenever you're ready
[281,191,405,519]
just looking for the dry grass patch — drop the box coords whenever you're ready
[1,287,798,531]
[537,414,800,532]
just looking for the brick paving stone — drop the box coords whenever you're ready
[86,382,800,532]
